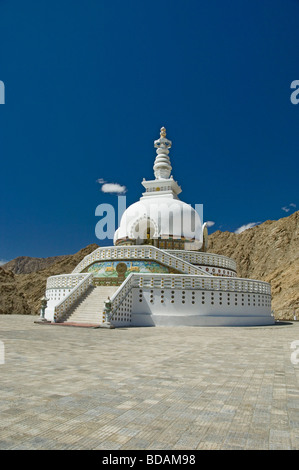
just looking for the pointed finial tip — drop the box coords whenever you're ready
[160,127,166,138]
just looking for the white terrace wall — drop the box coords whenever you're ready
[110,274,273,327]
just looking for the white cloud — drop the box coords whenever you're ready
[97,178,127,194]
[235,222,260,234]
[0,259,8,266]
[205,221,215,227]
[101,183,127,194]
[282,203,296,213]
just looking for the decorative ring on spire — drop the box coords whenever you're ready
[154,126,172,150]
[153,126,172,179]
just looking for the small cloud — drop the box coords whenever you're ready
[101,183,127,194]
[0,259,8,266]
[282,203,296,213]
[205,221,215,227]
[97,178,127,194]
[235,222,260,234]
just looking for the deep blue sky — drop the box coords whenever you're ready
[0,0,298,261]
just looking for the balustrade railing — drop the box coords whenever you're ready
[109,273,136,319]
[72,245,212,277]
[53,273,93,322]
[165,250,237,271]
[46,273,89,290]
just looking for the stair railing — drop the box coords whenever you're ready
[53,273,93,322]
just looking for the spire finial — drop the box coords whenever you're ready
[160,126,166,138]
[153,126,172,180]
[154,127,172,150]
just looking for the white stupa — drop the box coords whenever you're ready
[43,127,274,327]
[114,127,206,251]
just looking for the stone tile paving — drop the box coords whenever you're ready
[0,315,299,450]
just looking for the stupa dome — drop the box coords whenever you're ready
[114,127,206,251]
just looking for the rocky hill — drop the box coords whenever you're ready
[0,244,98,316]
[208,211,299,319]
[0,212,298,320]
[2,255,66,274]
[0,267,31,315]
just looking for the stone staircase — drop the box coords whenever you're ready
[62,286,118,325]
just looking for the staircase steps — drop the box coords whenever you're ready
[62,286,118,325]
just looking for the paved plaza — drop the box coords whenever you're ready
[0,315,299,450]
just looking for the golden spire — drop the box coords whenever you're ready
[160,127,166,138]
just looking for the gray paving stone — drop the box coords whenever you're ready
[0,315,299,450]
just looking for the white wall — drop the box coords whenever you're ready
[44,288,72,322]
[111,286,274,327]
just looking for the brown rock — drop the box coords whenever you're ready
[208,211,299,320]
[0,267,30,315]
[0,244,98,316]
[2,255,66,274]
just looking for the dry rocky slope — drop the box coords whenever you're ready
[0,244,98,317]
[208,211,299,319]
[0,268,30,315]
[3,255,66,274]
[0,212,298,320]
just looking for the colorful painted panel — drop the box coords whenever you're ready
[87,260,169,277]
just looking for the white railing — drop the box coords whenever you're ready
[72,245,212,277]
[165,250,237,272]
[53,273,93,322]
[109,273,271,320]
[46,273,89,290]
[109,273,135,318]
